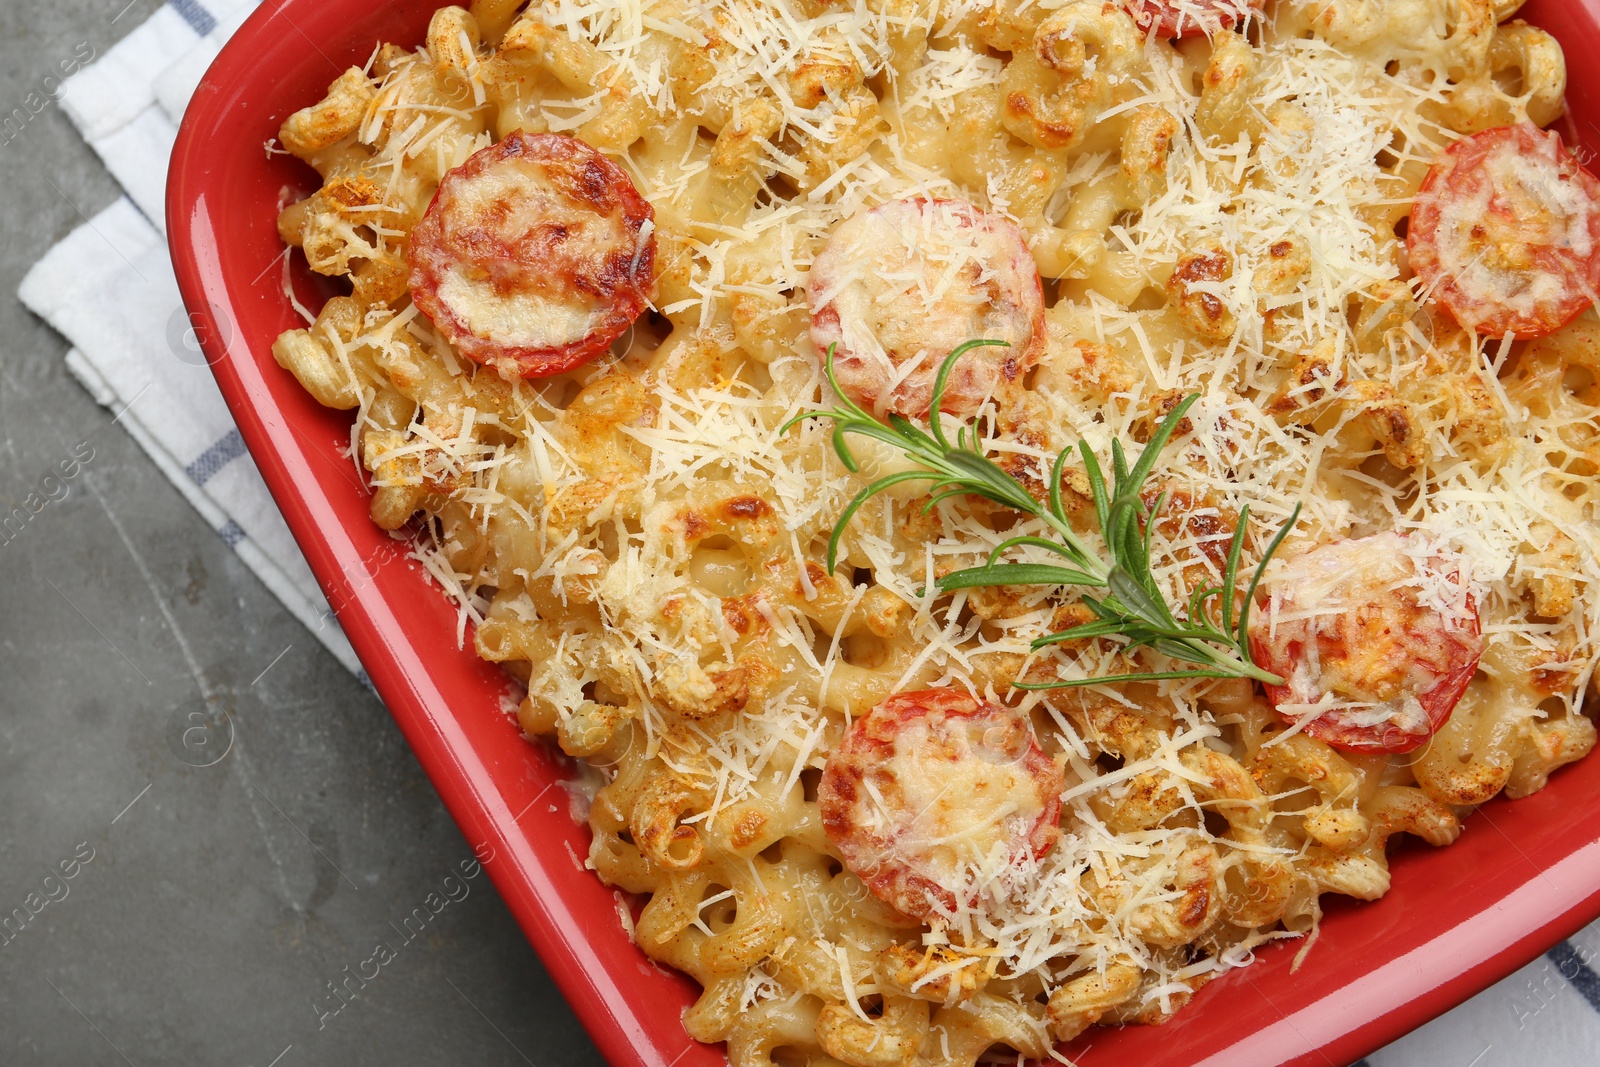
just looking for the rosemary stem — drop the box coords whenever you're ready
[795,339,1299,691]
[1033,510,1110,582]
[1178,637,1284,686]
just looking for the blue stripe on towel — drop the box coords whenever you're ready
[169,0,217,36]
[1547,941,1600,1014]
[218,519,245,548]
[185,429,246,486]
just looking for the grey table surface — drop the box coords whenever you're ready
[0,2,600,1064]
[0,3,1594,1067]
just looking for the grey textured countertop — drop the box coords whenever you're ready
[0,2,598,1063]
[4,3,1598,1067]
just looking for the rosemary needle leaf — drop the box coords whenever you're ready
[1128,394,1198,487]
[1238,500,1303,649]
[1079,441,1112,533]
[832,423,860,472]
[826,469,939,571]
[1190,584,1224,628]
[1111,437,1131,488]
[1109,567,1182,631]
[986,535,1078,567]
[1014,669,1241,691]
[1079,595,1117,622]
[1032,620,1137,647]
[1152,636,1212,662]
[1221,503,1250,634]
[1047,448,1072,525]
[1140,489,1167,571]
[922,487,973,514]
[938,563,1104,592]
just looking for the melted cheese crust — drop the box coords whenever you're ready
[408,131,654,376]
[1410,123,1600,337]
[1125,0,1263,37]
[272,1,1599,1062]
[1254,532,1485,749]
[819,689,1063,920]
[808,197,1045,417]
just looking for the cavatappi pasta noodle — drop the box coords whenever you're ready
[272,0,1600,1062]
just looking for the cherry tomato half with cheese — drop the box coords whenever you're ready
[818,688,1063,921]
[808,197,1045,419]
[1248,533,1484,754]
[1123,0,1264,37]
[408,132,656,379]
[1408,123,1600,339]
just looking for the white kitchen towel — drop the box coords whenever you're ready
[15,2,1600,1065]
[18,0,360,676]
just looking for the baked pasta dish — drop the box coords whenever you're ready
[270,0,1600,1062]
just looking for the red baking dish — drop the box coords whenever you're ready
[167,3,1600,1065]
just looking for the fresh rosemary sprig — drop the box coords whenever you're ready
[783,340,1301,689]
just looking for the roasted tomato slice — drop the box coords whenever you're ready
[1249,533,1484,754]
[407,131,656,379]
[818,688,1063,920]
[1123,0,1263,37]
[807,197,1045,419]
[1408,123,1600,339]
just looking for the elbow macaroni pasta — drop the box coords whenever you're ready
[273,1,1599,1062]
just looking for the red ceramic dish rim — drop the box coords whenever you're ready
[166,2,1600,1065]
